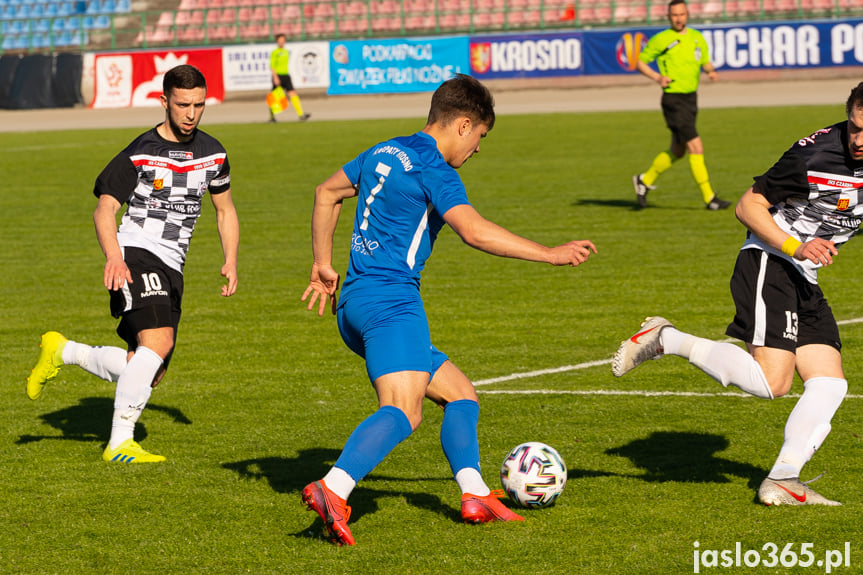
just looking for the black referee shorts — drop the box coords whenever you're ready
[661,91,699,146]
[274,74,295,92]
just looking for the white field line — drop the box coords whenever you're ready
[477,389,863,399]
[473,316,863,397]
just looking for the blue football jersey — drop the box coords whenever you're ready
[339,131,470,299]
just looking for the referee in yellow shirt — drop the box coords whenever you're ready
[633,0,729,210]
[270,33,310,123]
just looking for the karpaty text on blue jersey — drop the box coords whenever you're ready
[362,43,432,62]
[373,146,413,172]
[351,232,379,255]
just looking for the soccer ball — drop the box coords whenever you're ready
[500,442,567,508]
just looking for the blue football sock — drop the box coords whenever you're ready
[440,399,481,476]
[334,405,412,482]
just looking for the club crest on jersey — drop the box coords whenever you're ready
[153,178,164,190]
[837,198,850,211]
[169,151,194,160]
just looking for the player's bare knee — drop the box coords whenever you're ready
[767,378,793,398]
[407,412,423,432]
[138,330,174,360]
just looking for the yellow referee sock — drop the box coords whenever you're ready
[642,151,675,187]
[290,95,305,118]
[689,153,715,203]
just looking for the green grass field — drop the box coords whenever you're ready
[2,101,862,574]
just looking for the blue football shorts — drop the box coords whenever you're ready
[337,291,449,383]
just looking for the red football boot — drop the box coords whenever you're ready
[302,480,356,546]
[461,489,524,523]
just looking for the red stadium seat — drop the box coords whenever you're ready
[615,2,648,22]
[581,4,611,23]
[371,0,400,13]
[799,0,836,14]
[371,14,401,31]
[701,1,725,18]
[179,26,204,41]
[404,13,434,29]
[762,0,800,15]
[734,0,763,15]
[156,11,174,26]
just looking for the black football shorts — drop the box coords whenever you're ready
[109,246,183,353]
[725,248,840,352]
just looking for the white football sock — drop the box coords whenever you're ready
[659,327,696,357]
[769,377,847,480]
[109,346,162,449]
[689,339,773,399]
[62,340,127,382]
[660,329,773,399]
[455,467,490,496]
[323,467,357,501]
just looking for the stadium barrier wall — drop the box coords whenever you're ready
[0,52,83,109]
[0,54,18,107]
[83,15,863,107]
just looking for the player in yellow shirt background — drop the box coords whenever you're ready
[270,33,311,123]
[633,0,729,210]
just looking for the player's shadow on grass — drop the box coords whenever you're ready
[572,199,705,211]
[606,431,766,489]
[572,198,645,211]
[223,451,464,542]
[15,396,191,445]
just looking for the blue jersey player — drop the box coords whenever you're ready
[301,74,596,546]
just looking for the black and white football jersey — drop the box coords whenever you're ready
[744,120,863,283]
[94,126,231,273]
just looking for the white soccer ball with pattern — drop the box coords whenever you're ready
[500,442,567,508]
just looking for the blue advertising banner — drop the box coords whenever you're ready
[328,37,469,95]
[469,32,584,79]
[583,29,653,75]
[469,17,863,79]
[702,18,863,69]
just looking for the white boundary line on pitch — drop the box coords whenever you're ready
[473,316,863,390]
[476,389,863,399]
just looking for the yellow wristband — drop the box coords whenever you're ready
[781,236,802,257]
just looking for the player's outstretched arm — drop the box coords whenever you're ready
[302,169,358,316]
[443,204,596,266]
[94,194,133,291]
[736,187,837,266]
[212,188,240,297]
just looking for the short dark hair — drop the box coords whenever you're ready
[427,73,495,130]
[163,64,207,98]
[275,33,286,41]
[846,81,863,117]
[668,0,686,8]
